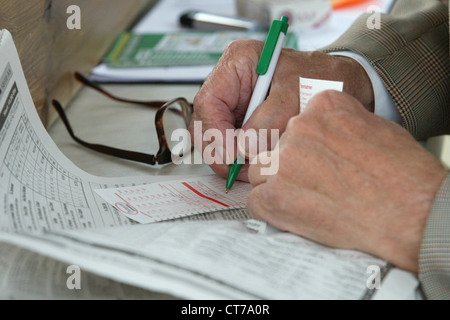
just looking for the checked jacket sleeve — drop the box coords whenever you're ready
[322,0,450,299]
[322,0,449,141]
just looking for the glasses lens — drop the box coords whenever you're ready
[162,99,192,161]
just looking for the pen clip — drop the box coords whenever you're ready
[257,16,289,75]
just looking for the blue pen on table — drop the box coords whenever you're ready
[225,16,289,193]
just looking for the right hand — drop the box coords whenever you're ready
[189,39,375,180]
[246,90,448,272]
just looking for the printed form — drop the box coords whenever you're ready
[0,29,418,300]
[95,176,249,224]
[0,28,247,234]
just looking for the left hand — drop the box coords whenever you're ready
[189,40,375,180]
[247,90,448,273]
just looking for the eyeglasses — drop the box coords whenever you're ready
[52,72,193,165]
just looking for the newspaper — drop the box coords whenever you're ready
[0,29,412,300]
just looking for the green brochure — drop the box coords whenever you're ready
[105,31,298,68]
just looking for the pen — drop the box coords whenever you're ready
[226,16,289,193]
[180,11,267,31]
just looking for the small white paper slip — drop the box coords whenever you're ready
[299,77,344,113]
[95,175,251,224]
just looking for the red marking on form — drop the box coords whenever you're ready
[182,182,230,207]
[115,193,128,202]
[114,192,152,217]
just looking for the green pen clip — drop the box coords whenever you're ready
[256,16,289,75]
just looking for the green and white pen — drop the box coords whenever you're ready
[226,16,289,192]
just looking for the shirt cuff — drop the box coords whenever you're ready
[328,51,402,124]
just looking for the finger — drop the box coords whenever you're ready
[248,149,280,187]
[189,40,265,176]
[247,180,297,233]
[188,118,235,178]
[247,160,266,188]
[248,178,329,241]
[193,40,263,128]
[238,48,313,135]
[246,184,272,221]
[237,73,300,159]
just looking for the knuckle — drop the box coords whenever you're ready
[327,106,367,135]
[309,90,362,116]
[223,39,264,71]
[223,39,262,56]
[285,115,314,137]
[286,115,304,130]
[301,91,369,134]
[222,39,243,55]
[307,90,342,113]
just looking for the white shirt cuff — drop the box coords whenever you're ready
[328,51,402,124]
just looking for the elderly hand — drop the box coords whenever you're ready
[189,40,375,180]
[247,90,447,273]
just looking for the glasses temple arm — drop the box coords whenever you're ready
[51,99,157,165]
[74,72,167,108]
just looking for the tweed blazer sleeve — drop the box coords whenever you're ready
[419,173,450,299]
[322,0,450,299]
[321,0,449,141]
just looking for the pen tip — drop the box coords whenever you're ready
[225,189,229,193]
